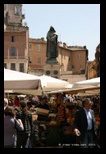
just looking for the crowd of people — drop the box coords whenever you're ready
[4,93,100,148]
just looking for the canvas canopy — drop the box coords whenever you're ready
[4,68,41,90]
[46,85,100,95]
[4,89,43,96]
[46,77,100,95]
[4,69,70,95]
[75,89,100,96]
[72,77,100,88]
[38,74,70,92]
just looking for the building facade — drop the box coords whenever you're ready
[28,38,88,77]
[4,4,29,73]
[87,43,100,79]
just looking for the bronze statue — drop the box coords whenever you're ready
[46,26,58,64]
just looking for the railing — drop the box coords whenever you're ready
[4,56,28,59]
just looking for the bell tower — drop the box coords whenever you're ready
[4,4,25,26]
[4,4,29,73]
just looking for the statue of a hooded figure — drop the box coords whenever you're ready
[46,26,58,64]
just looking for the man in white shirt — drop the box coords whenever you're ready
[73,98,97,148]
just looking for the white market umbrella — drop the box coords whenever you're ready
[72,77,100,88]
[38,74,70,92]
[4,68,41,90]
[4,69,70,95]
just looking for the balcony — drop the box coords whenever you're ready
[4,56,28,60]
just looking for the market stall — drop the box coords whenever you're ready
[4,68,70,96]
[43,78,100,147]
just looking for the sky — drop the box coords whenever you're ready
[22,4,100,61]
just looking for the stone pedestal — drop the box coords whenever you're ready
[43,63,60,78]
